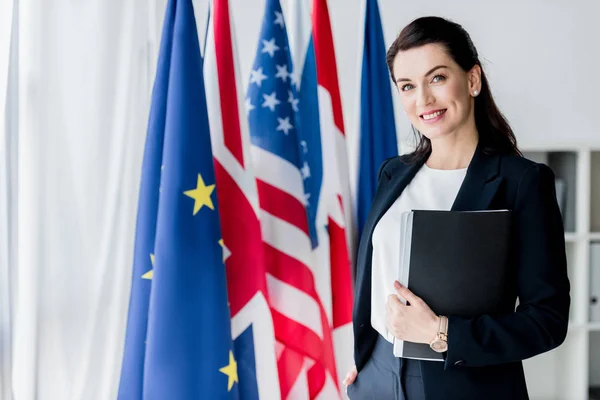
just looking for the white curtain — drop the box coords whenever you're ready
[9,0,159,398]
[1,1,17,399]
[1,1,294,399]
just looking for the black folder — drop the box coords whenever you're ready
[393,209,512,361]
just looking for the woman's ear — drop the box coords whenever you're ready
[468,64,482,95]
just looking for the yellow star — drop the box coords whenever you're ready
[142,253,154,280]
[184,174,215,215]
[219,351,238,391]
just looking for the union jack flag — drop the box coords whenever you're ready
[204,0,281,398]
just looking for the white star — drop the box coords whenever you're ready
[301,162,311,179]
[275,64,290,82]
[274,11,285,28]
[300,140,308,153]
[290,70,300,89]
[262,92,281,112]
[245,98,255,116]
[288,90,299,112]
[276,117,294,135]
[303,192,311,206]
[261,38,280,57]
[249,67,268,88]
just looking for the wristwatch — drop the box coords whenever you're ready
[429,315,448,353]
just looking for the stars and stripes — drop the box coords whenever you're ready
[247,0,353,398]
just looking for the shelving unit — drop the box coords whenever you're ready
[591,322,600,332]
[520,147,600,400]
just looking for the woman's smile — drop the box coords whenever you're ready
[420,109,447,124]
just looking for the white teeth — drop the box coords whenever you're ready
[423,110,445,120]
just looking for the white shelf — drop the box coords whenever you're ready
[568,322,586,331]
[590,232,600,241]
[521,148,598,400]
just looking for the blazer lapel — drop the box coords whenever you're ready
[361,143,503,246]
[361,156,426,244]
[451,144,503,211]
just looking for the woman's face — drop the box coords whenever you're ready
[392,43,480,141]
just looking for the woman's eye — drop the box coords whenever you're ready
[401,75,445,91]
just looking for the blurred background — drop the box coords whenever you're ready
[1,0,599,399]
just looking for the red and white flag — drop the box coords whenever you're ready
[281,0,355,397]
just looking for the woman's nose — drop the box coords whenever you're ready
[415,86,434,108]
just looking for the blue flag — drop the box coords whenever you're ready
[356,0,398,239]
[118,0,238,398]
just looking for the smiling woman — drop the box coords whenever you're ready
[345,16,570,400]
[386,16,520,166]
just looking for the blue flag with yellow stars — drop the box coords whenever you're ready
[118,0,239,398]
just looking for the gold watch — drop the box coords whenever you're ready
[429,315,448,353]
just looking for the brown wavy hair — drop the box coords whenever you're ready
[386,16,521,162]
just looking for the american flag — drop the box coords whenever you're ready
[286,0,355,396]
[247,0,354,398]
[204,0,281,398]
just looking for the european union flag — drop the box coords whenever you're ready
[118,0,239,398]
[357,0,398,240]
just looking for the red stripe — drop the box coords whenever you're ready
[264,245,339,389]
[307,363,327,399]
[277,348,304,399]
[214,161,267,315]
[270,308,325,362]
[317,303,339,392]
[213,0,244,166]
[264,244,318,302]
[311,0,345,135]
[256,179,310,236]
[271,309,337,389]
[329,217,353,328]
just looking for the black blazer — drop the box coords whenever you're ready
[352,143,570,400]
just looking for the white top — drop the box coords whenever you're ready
[371,163,468,343]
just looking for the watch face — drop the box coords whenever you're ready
[430,340,448,353]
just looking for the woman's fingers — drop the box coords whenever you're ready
[393,280,423,307]
[342,365,358,385]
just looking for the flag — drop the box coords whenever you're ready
[204,0,281,398]
[246,0,342,398]
[356,0,398,239]
[118,0,238,398]
[286,0,354,396]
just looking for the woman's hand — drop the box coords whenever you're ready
[386,280,440,344]
[342,364,357,386]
